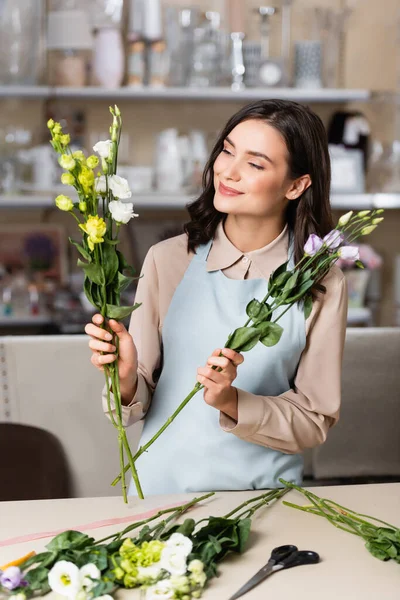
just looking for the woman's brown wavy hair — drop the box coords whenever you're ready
[184,99,333,265]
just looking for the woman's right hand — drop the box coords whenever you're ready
[85,314,139,403]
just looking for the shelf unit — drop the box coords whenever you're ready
[0,85,371,103]
[1,193,400,210]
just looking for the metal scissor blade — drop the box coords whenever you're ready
[228,561,275,600]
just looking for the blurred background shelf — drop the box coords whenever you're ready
[1,192,400,210]
[0,85,371,103]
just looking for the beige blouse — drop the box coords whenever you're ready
[103,222,348,454]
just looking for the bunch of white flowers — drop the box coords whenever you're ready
[48,561,111,600]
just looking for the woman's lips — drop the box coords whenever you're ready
[218,182,244,196]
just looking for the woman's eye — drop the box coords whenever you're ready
[222,148,232,155]
[249,163,264,171]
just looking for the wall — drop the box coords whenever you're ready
[1,0,400,324]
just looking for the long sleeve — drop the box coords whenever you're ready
[220,266,348,454]
[102,246,162,427]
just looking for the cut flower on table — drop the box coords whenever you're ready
[0,489,288,600]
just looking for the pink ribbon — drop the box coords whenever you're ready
[0,501,185,548]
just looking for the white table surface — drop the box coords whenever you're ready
[0,484,399,600]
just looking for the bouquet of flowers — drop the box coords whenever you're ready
[113,209,384,498]
[47,107,142,503]
[0,488,288,600]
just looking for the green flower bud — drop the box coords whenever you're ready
[60,134,70,145]
[47,119,55,130]
[372,217,384,225]
[338,211,353,227]
[357,210,370,217]
[78,201,87,213]
[360,225,377,235]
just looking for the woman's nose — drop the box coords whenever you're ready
[223,159,241,182]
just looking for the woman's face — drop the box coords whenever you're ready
[213,119,298,220]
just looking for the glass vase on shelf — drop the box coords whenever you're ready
[0,0,46,85]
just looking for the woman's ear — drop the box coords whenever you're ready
[286,175,312,200]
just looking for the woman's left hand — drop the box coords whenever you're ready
[197,348,244,418]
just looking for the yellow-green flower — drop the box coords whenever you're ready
[78,201,87,213]
[372,217,384,225]
[55,194,74,212]
[61,172,75,186]
[113,567,125,580]
[357,210,370,217]
[123,572,138,589]
[78,167,95,193]
[59,154,76,171]
[60,134,70,146]
[360,225,377,235]
[47,119,55,130]
[79,215,107,251]
[53,123,62,135]
[73,150,86,164]
[86,155,99,169]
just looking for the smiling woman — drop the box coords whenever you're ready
[85,99,348,497]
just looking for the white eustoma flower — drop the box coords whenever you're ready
[160,547,187,576]
[97,596,114,600]
[48,560,81,598]
[166,533,193,557]
[95,175,107,194]
[137,563,163,583]
[79,563,101,592]
[146,579,174,600]
[108,175,132,199]
[109,200,138,224]
[338,245,360,261]
[93,140,113,159]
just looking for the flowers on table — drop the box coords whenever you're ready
[280,479,400,564]
[47,107,141,503]
[2,489,288,600]
[113,208,385,497]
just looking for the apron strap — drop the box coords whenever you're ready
[194,239,213,262]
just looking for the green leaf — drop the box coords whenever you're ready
[21,551,58,570]
[46,530,93,552]
[225,327,261,352]
[79,546,109,570]
[78,260,105,286]
[84,278,101,310]
[24,567,50,589]
[105,239,119,245]
[268,260,289,290]
[257,322,284,347]
[102,242,119,285]
[117,271,134,293]
[303,295,313,319]
[117,250,136,276]
[355,260,365,269]
[237,518,252,552]
[69,238,92,262]
[246,299,271,323]
[106,303,142,320]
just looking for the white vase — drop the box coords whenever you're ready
[93,27,124,88]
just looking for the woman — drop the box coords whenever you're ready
[85,100,347,495]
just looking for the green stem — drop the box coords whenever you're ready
[95,492,214,545]
[111,382,203,486]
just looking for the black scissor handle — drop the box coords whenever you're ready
[270,545,298,563]
[280,550,320,569]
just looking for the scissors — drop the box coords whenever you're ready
[228,544,320,600]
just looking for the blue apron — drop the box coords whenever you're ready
[130,238,306,495]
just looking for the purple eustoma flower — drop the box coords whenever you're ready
[0,566,23,590]
[304,234,323,256]
[323,230,344,249]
